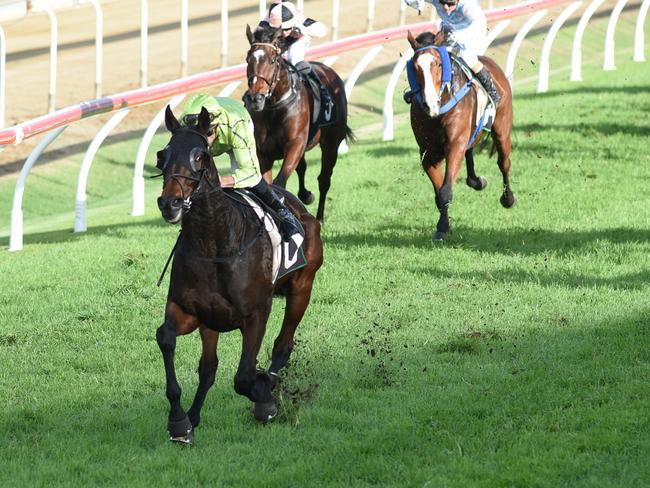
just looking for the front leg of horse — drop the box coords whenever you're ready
[296,156,315,205]
[187,326,219,430]
[273,144,306,190]
[156,319,193,444]
[234,317,277,422]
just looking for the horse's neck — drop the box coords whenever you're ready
[181,191,243,251]
[271,63,297,104]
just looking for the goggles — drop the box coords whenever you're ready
[182,112,216,127]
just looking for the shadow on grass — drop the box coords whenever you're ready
[0,217,169,248]
[325,223,650,258]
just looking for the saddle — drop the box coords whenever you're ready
[227,189,307,282]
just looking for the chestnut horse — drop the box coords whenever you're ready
[244,25,354,223]
[155,106,323,444]
[407,31,516,241]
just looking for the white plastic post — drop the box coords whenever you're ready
[399,0,406,26]
[217,81,242,97]
[9,127,67,251]
[85,0,103,98]
[75,109,130,233]
[633,0,650,61]
[0,24,5,129]
[537,1,583,93]
[332,0,340,41]
[221,0,228,67]
[132,95,186,217]
[338,45,383,154]
[322,55,338,67]
[603,0,629,70]
[382,48,412,142]
[34,1,58,112]
[181,0,188,77]
[505,9,548,90]
[140,0,148,87]
[485,20,511,50]
[571,0,605,81]
[367,0,376,32]
[259,0,266,20]
[296,0,304,10]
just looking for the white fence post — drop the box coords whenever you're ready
[9,127,67,251]
[181,0,188,77]
[85,0,103,98]
[485,20,511,49]
[603,0,629,70]
[339,45,383,154]
[367,0,376,32]
[571,0,605,81]
[0,24,5,129]
[332,0,340,41]
[505,10,548,90]
[399,0,406,26]
[382,48,412,142]
[34,1,58,113]
[140,0,148,87]
[537,1,583,93]
[221,0,228,67]
[132,95,186,217]
[259,0,266,20]
[633,0,650,61]
[74,109,131,233]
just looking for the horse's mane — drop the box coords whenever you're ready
[415,31,437,46]
[253,22,283,45]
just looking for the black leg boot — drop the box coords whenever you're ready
[297,61,333,120]
[250,181,301,240]
[476,67,501,106]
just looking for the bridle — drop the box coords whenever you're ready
[156,127,217,212]
[411,45,450,109]
[247,42,283,101]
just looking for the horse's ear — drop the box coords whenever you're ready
[246,24,254,45]
[197,107,212,134]
[165,105,180,132]
[407,30,418,50]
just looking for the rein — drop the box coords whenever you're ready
[248,43,299,109]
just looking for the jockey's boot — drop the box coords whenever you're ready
[296,60,333,118]
[250,180,301,240]
[476,67,501,107]
[403,90,414,104]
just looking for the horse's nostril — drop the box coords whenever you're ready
[170,198,184,209]
[254,93,265,103]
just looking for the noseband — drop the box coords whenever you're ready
[247,43,283,100]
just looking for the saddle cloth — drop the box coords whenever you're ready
[233,190,307,283]
[301,72,336,143]
[454,57,495,132]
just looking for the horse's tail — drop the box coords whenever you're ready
[344,125,356,144]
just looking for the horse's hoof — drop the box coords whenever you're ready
[466,176,488,191]
[500,192,517,208]
[168,415,194,445]
[299,191,315,205]
[253,400,278,423]
[433,231,447,242]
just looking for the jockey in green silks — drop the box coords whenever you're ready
[179,94,300,239]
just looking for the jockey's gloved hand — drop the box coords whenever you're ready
[404,0,425,11]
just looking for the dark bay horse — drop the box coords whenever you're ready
[407,30,516,241]
[244,25,354,223]
[155,106,323,443]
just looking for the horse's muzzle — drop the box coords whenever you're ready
[248,92,267,112]
[157,196,184,224]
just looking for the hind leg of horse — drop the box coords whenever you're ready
[268,274,316,384]
[296,156,315,205]
[314,133,339,223]
[492,128,516,208]
[186,326,219,429]
[465,148,488,191]
[234,308,277,421]
[155,303,200,443]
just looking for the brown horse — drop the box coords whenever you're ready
[407,30,516,241]
[244,25,354,223]
[155,106,323,444]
